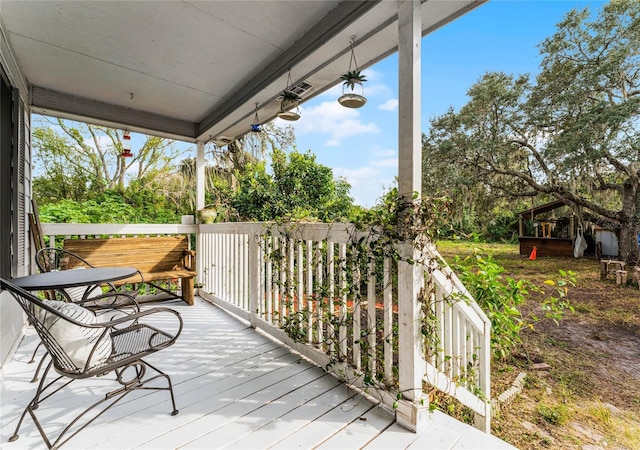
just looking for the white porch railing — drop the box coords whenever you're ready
[40,221,491,433]
[197,222,492,432]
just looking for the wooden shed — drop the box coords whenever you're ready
[517,200,576,257]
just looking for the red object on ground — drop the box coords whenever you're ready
[529,247,537,260]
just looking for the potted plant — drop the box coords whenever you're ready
[341,70,367,89]
[277,90,302,121]
[196,206,218,224]
[338,70,367,108]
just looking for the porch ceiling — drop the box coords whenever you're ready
[0,0,485,142]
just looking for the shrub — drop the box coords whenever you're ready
[452,253,575,360]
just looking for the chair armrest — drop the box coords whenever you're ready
[95,306,182,331]
[38,299,183,337]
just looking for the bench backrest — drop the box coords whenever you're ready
[63,236,190,273]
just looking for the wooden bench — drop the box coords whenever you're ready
[599,259,626,281]
[63,236,196,305]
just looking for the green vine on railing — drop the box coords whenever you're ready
[254,192,453,399]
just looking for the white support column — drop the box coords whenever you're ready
[195,140,205,295]
[397,0,422,200]
[396,0,428,433]
[196,141,205,212]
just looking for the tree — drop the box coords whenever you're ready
[422,130,526,241]
[233,149,355,222]
[33,117,190,223]
[33,117,185,197]
[423,1,640,263]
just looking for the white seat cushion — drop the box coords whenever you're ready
[63,267,103,302]
[64,284,103,303]
[41,301,112,370]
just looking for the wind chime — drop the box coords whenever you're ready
[246,102,264,159]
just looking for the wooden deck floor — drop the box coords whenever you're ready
[0,298,516,449]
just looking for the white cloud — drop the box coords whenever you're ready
[292,101,380,146]
[371,158,398,168]
[334,165,394,207]
[379,98,398,111]
[373,149,396,158]
[334,166,379,180]
[325,139,341,147]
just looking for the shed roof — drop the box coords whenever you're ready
[517,200,571,218]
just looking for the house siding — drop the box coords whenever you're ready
[0,19,31,368]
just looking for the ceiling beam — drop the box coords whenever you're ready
[196,0,381,139]
[31,86,197,140]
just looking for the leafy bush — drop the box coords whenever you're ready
[232,149,356,222]
[452,253,575,360]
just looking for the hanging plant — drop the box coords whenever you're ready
[338,37,367,108]
[250,102,262,132]
[282,90,302,101]
[340,70,367,90]
[277,71,302,121]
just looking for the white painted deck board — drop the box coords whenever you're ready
[0,297,516,450]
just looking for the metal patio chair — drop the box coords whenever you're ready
[0,278,182,450]
[29,248,144,382]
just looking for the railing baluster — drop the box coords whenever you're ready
[338,242,347,361]
[367,254,376,377]
[435,284,445,371]
[265,235,273,324]
[274,236,281,326]
[297,240,304,337]
[352,246,361,369]
[306,240,313,343]
[383,256,393,384]
[315,241,324,345]
[444,291,453,378]
[327,241,335,356]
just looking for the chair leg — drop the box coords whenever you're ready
[30,351,50,383]
[28,341,42,364]
[143,359,179,416]
[10,359,55,446]
[10,359,179,449]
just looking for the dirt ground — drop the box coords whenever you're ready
[437,242,640,450]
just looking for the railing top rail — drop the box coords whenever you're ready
[41,223,198,235]
[200,221,382,245]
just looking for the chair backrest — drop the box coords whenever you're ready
[35,248,104,302]
[36,248,95,273]
[0,278,110,375]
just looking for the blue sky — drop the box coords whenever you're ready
[283,0,605,208]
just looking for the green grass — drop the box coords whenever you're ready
[434,240,640,449]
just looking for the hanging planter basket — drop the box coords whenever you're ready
[338,37,367,109]
[212,136,233,146]
[338,79,367,108]
[277,95,301,121]
[338,93,366,108]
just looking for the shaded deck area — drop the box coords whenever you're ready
[0,298,515,449]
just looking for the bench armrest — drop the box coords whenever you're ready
[182,249,196,271]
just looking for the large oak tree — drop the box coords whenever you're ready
[424,1,640,263]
